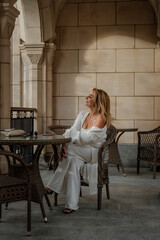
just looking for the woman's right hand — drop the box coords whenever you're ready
[60,144,67,161]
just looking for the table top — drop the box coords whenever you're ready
[117,128,138,133]
[0,134,71,146]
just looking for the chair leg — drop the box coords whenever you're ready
[44,193,52,210]
[54,192,58,206]
[0,204,2,223]
[106,184,110,199]
[117,164,120,172]
[153,164,156,179]
[80,187,82,197]
[137,160,140,174]
[97,187,102,210]
[5,203,8,210]
[40,202,47,223]
[27,184,31,236]
[117,164,126,177]
[27,199,31,236]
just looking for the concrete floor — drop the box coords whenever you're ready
[1,167,160,240]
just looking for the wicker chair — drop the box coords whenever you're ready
[6,153,51,222]
[137,126,160,179]
[0,150,32,236]
[47,124,117,210]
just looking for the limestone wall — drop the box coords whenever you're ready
[53,0,160,144]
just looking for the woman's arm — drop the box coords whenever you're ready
[65,111,87,136]
[66,126,106,146]
[66,114,106,146]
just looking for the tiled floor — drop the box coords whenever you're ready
[1,167,160,240]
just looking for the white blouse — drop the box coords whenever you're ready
[65,110,107,163]
[65,111,108,194]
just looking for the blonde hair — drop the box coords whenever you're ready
[93,88,111,127]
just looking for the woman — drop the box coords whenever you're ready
[46,88,111,214]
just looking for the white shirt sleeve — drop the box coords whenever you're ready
[65,111,86,137]
[65,110,106,147]
[72,127,106,146]
[66,126,106,147]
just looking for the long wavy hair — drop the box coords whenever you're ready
[93,88,111,127]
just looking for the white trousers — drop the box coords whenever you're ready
[46,143,92,210]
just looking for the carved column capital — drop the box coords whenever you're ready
[20,43,45,67]
[28,54,42,65]
[0,1,19,39]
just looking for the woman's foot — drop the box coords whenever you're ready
[45,187,54,195]
[63,208,75,214]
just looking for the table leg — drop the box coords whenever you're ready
[116,131,127,176]
[51,144,61,206]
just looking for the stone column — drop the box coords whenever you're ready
[42,43,56,133]
[0,1,19,173]
[20,43,56,134]
[20,43,45,132]
[41,43,56,157]
[0,0,19,129]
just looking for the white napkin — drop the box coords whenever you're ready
[0,128,26,137]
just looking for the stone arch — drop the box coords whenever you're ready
[16,0,41,43]
[53,0,160,40]
[38,0,55,42]
[15,0,160,44]
[16,0,68,44]
[53,0,67,24]
[38,0,68,43]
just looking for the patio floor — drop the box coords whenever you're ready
[1,166,160,240]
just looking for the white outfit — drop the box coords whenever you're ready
[46,110,107,210]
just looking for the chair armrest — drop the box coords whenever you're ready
[156,134,160,144]
[138,126,160,135]
[138,130,160,146]
[155,134,160,151]
[138,126,160,142]
[0,150,31,180]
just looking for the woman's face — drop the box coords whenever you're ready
[85,90,96,108]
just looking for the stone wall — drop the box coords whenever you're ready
[53,0,160,145]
